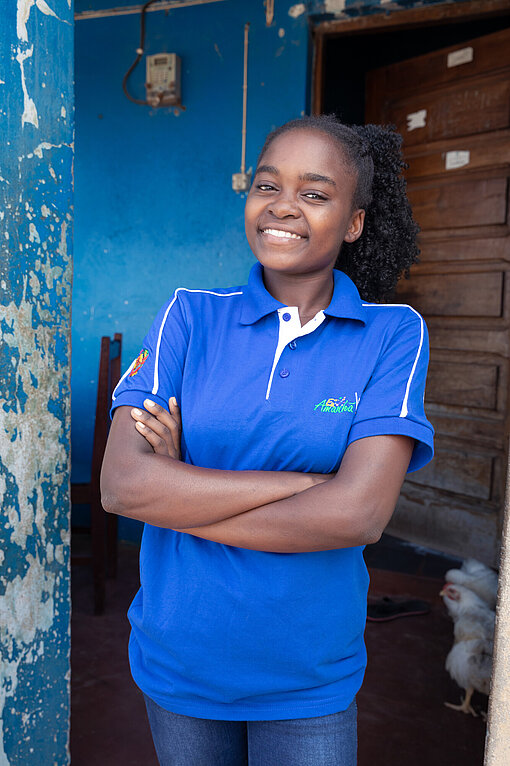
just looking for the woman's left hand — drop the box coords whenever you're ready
[130,397,182,460]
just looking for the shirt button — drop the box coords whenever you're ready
[288,340,297,350]
[280,368,290,378]
[282,312,291,322]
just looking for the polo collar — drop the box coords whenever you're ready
[325,268,366,324]
[239,263,286,324]
[239,262,366,325]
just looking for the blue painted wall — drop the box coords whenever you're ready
[0,1,73,763]
[73,0,310,538]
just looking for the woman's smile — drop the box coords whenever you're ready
[258,225,308,244]
[260,227,305,241]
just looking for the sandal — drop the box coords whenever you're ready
[367,596,431,622]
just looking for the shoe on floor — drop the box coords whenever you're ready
[367,596,431,622]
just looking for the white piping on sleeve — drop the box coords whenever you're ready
[361,303,424,418]
[111,359,136,401]
[152,288,242,396]
[152,293,179,395]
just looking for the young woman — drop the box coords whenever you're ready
[101,115,434,765]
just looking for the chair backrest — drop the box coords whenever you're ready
[90,333,122,494]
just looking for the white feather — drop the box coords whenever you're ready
[445,558,498,609]
[441,582,495,704]
[445,639,492,697]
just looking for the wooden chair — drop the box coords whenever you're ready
[71,333,122,614]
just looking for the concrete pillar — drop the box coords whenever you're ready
[485,446,510,764]
[0,1,73,763]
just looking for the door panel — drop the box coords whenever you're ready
[387,76,510,145]
[426,360,498,409]
[375,29,510,94]
[410,447,494,501]
[407,177,508,229]
[399,271,503,317]
[366,27,510,566]
[418,238,509,264]
[406,129,510,179]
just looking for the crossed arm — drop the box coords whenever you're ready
[100,400,413,553]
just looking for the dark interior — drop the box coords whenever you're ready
[321,14,510,123]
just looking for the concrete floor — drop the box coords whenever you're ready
[71,535,488,765]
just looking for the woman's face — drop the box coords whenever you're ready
[245,129,365,279]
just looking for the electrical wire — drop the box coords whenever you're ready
[122,0,159,105]
[240,22,249,175]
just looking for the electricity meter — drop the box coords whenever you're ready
[145,53,181,107]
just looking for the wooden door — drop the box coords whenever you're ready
[366,27,510,567]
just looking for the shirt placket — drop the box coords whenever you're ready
[265,307,326,412]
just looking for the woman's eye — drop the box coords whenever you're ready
[257,184,276,192]
[303,192,327,201]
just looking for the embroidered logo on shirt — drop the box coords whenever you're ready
[314,394,360,413]
[129,349,149,377]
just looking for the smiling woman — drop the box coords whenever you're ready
[244,128,365,323]
[100,114,434,766]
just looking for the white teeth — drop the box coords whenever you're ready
[262,228,303,240]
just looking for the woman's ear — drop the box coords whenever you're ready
[344,209,365,243]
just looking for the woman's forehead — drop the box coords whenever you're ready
[259,129,351,174]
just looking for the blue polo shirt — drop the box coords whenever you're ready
[111,262,434,721]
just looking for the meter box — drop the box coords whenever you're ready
[145,53,181,107]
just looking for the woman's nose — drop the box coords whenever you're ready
[268,193,300,218]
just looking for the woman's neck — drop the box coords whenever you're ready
[262,268,335,326]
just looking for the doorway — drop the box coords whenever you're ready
[318,15,510,125]
[313,3,510,567]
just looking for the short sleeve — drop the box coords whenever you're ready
[347,310,434,473]
[110,291,189,417]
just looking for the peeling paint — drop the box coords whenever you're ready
[28,222,40,242]
[16,47,39,129]
[36,0,58,20]
[288,3,306,17]
[0,555,56,647]
[17,0,66,42]
[17,0,36,43]
[34,142,58,157]
[2,0,73,762]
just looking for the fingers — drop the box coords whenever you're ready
[130,401,180,458]
[145,398,181,455]
[169,396,182,431]
[133,418,172,456]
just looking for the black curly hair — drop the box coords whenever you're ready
[257,115,420,302]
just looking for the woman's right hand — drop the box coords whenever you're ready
[130,397,182,460]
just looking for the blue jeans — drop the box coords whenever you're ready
[144,694,357,766]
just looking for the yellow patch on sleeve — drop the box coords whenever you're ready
[129,349,149,377]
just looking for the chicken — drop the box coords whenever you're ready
[440,582,495,718]
[444,558,499,610]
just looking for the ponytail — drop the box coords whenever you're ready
[338,123,420,301]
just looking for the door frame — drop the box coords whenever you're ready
[310,0,510,116]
